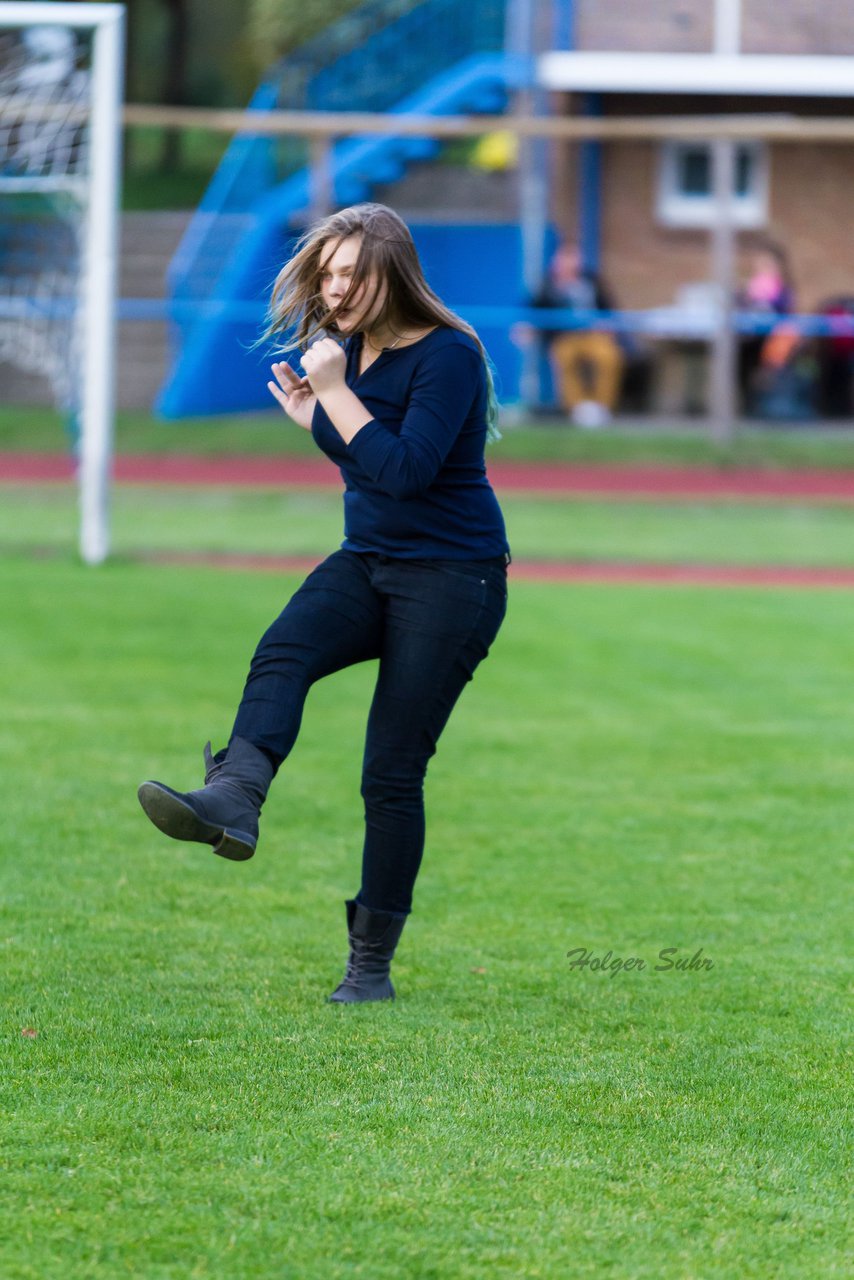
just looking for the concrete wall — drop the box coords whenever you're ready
[575,1,713,54]
[768,142,854,306]
[552,9,854,312]
[742,1,854,55]
[554,133,854,314]
[574,0,854,55]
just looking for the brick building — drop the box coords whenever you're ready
[539,1,854,313]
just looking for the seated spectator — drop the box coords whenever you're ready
[816,296,854,418]
[513,240,625,429]
[751,322,817,421]
[737,240,795,414]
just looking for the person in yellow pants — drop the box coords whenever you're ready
[513,240,625,428]
[550,329,624,428]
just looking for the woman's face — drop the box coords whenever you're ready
[552,244,581,284]
[753,250,781,278]
[319,233,386,334]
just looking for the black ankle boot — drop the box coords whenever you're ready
[137,736,275,861]
[328,899,407,1004]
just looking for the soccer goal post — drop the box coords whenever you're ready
[0,2,124,564]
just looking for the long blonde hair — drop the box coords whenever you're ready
[260,203,500,440]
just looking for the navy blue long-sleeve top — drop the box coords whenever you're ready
[310,326,509,560]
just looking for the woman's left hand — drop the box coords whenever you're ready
[268,361,316,431]
[301,337,347,394]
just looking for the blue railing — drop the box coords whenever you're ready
[120,300,854,341]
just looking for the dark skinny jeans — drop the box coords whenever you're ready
[231,549,508,917]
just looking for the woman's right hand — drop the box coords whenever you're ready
[268,361,317,431]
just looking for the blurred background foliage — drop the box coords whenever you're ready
[247,0,374,65]
[122,0,395,201]
[125,0,375,110]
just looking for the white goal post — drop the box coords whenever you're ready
[0,2,123,564]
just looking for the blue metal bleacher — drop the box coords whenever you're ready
[157,0,528,417]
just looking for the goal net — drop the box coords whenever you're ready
[0,3,123,564]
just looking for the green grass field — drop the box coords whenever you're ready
[2,416,852,1277]
[6,483,854,569]
[5,404,854,468]
[1,546,852,1278]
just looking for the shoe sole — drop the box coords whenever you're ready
[137,782,255,861]
[327,982,395,1004]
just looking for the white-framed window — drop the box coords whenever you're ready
[656,140,769,229]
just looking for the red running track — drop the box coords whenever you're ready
[136,549,854,590]
[4,451,854,502]
[6,452,854,587]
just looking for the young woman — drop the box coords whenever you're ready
[138,203,510,1004]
